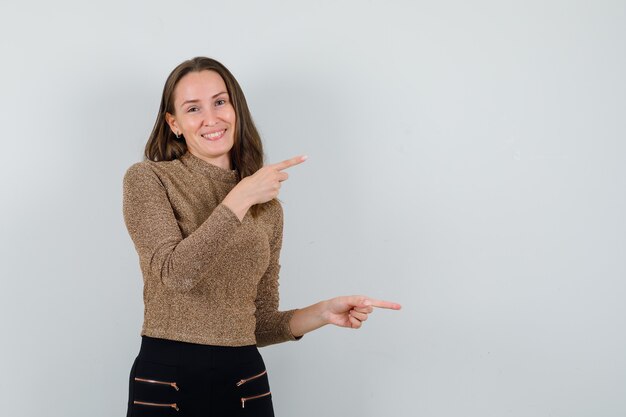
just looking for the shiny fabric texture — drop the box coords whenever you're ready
[122,151,300,347]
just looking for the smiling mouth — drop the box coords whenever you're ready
[201,130,225,141]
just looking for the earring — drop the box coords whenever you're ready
[175,132,181,139]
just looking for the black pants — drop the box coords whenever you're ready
[126,336,275,416]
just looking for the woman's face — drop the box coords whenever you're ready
[166,70,236,170]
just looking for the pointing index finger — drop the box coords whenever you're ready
[271,155,308,171]
[363,298,402,310]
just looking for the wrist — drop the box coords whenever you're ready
[289,300,331,337]
[317,299,332,325]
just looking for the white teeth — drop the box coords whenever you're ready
[202,130,224,139]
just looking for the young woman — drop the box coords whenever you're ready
[123,56,401,416]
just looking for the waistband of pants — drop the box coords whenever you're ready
[138,335,261,368]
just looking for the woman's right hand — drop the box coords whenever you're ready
[222,155,307,221]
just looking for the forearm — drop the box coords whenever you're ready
[289,300,330,337]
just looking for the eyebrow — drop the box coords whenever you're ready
[180,91,228,107]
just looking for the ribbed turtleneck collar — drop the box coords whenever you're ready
[179,151,239,184]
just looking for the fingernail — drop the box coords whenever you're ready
[301,155,308,160]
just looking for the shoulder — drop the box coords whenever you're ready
[123,159,183,186]
[260,199,284,244]
[123,161,158,191]
[255,199,284,231]
[124,160,152,179]
[122,160,183,211]
[265,199,284,223]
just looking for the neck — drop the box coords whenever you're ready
[189,150,231,170]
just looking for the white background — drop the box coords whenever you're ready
[1,1,625,416]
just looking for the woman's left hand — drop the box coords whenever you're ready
[323,296,402,329]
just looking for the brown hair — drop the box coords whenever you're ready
[145,57,268,216]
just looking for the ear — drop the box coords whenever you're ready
[165,112,179,136]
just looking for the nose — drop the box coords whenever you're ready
[203,108,218,127]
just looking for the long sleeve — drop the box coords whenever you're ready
[254,201,302,347]
[123,162,241,293]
